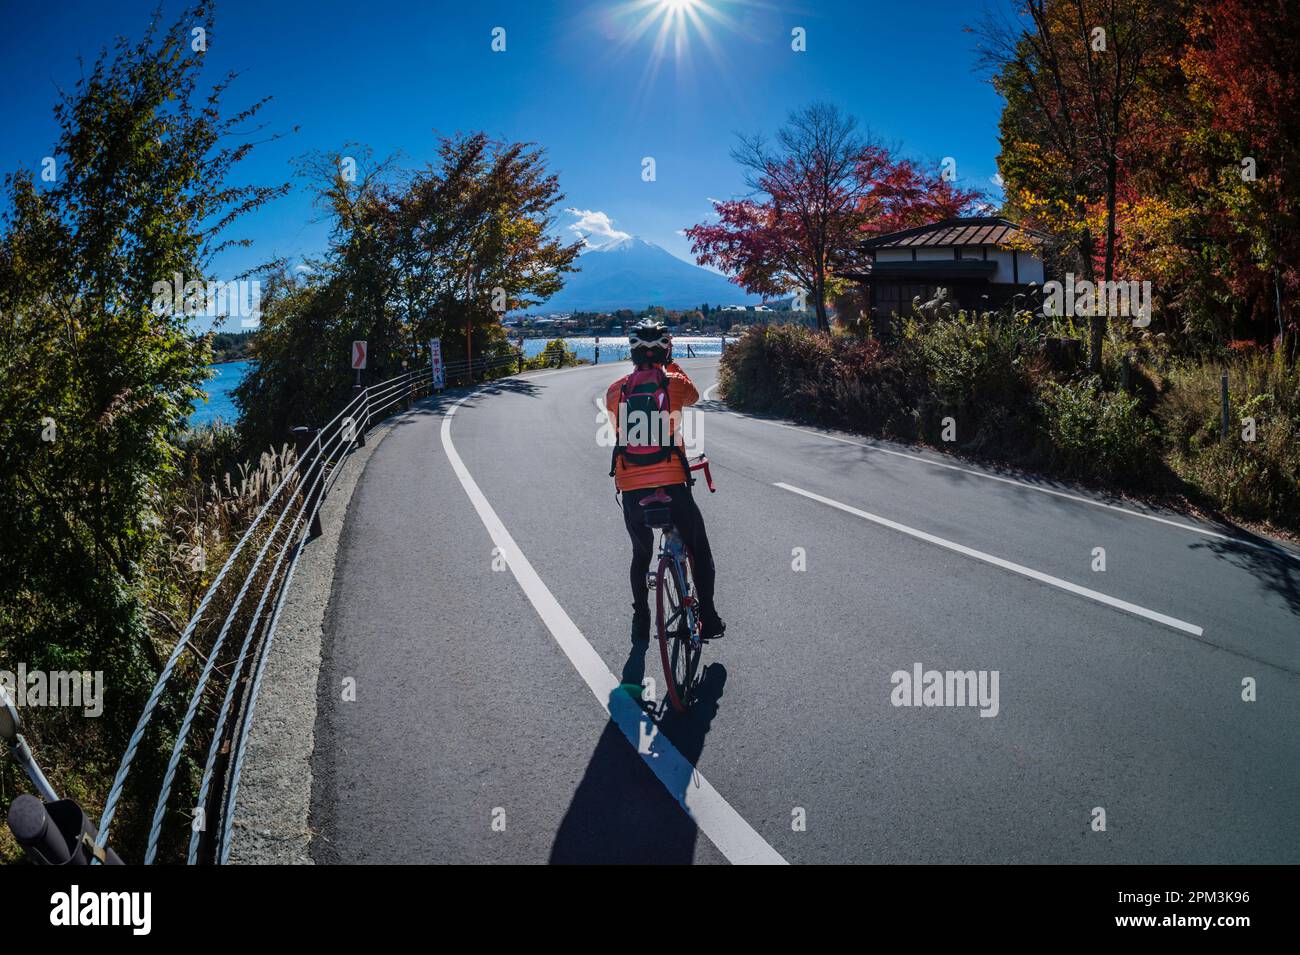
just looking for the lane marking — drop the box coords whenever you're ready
[442,393,787,865]
[702,381,720,401]
[762,420,1299,558]
[775,481,1205,637]
[685,364,1296,562]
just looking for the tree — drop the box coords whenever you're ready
[393,134,581,366]
[1180,0,1300,349]
[0,1,283,815]
[979,0,1184,369]
[237,133,581,445]
[686,102,983,332]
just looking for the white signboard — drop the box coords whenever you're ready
[430,338,445,391]
[351,340,367,370]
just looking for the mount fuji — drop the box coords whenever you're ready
[533,236,761,313]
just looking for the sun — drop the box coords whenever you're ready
[593,0,743,108]
[615,0,730,57]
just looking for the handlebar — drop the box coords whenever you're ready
[689,455,715,493]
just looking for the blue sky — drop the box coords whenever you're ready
[0,0,1012,327]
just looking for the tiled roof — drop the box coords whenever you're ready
[859,217,1048,250]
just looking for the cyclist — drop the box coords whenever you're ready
[607,320,726,644]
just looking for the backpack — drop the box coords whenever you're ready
[609,367,693,481]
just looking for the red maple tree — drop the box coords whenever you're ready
[685,103,984,331]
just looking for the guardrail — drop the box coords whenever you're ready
[96,365,437,864]
[5,346,581,864]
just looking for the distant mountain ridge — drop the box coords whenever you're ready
[530,236,761,313]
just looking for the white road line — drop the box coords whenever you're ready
[776,481,1205,637]
[700,386,1297,562]
[608,363,1273,575]
[613,366,1284,563]
[442,393,788,865]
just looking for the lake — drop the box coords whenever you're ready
[521,334,725,363]
[190,359,250,429]
[188,336,728,427]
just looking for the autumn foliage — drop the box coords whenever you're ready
[982,0,1299,350]
[685,102,984,331]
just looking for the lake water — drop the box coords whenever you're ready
[189,336,727,428]
[190,359,250,429]
[522,334,725,363]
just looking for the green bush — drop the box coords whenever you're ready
[717,325,785,411]
[720,318,1300,532]
[719,324,901,430]
[1180,419,1300,525]
[1037,376,1160,482]
[896,311,1040,455]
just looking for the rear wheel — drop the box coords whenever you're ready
[656,551,701,713]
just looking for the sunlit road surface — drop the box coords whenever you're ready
[308,357,1299,864]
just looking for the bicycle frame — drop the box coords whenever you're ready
[656,527,699,642]
[640,454,715,713]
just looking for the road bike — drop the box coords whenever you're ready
[639,456,716,713]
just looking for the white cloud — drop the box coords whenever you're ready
[565,208,632,249]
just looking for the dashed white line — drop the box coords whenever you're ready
[443,392,788,865]
[776,481,1205,637]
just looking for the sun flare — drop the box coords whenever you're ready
[620,0,729,64]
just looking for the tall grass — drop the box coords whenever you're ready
[1156,350,1300,526]
[720,318,1300,532]
[1,423,303,864]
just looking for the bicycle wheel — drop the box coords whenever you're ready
[656,551,702,713]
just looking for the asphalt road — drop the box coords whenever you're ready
[308,357,1300,864]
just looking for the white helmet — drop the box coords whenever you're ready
[628,320,671,352]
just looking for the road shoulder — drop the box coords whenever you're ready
[227,411,409,864]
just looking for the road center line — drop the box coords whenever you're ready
[442,392,788,865]
[701,379,1296,562]
[775,481,1204,637]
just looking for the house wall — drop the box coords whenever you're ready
[1018,253,1046,285]
[876,249,912,263]
[872,243,1046,285]
[986,248,1045,286]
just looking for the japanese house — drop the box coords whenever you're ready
[841,216,1052,322]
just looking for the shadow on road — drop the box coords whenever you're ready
[1191,536,1300,618]
[416,376,545,411]
[548,643,728,865]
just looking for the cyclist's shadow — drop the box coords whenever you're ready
[548,643,727,864]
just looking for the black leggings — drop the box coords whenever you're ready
[622,483,717,613]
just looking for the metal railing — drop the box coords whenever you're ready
[7,345,587,864]
[94,365,436,864]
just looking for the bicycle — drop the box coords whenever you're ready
[638,456,716,713]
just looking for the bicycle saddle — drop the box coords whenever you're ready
[638,488,672,506]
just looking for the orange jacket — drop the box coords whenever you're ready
[606,361,699,492]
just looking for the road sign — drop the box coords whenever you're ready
[351,340,367,370]
[430,338,445,391]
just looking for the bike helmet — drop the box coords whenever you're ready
[629,319,671,366]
